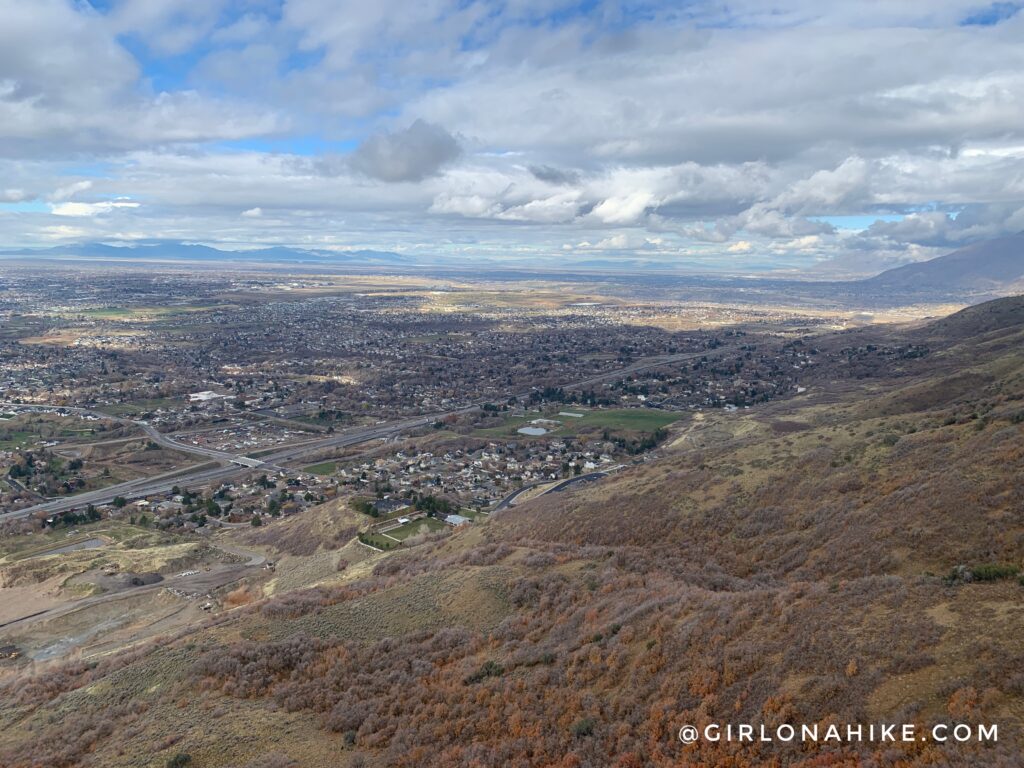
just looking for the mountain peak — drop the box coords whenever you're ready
[864,231,1024,292]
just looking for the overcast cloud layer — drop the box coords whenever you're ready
[2,0,1024,274]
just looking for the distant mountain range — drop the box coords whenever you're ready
[0,241,416,265]
[3,233,1023,299]
[862,230,1024,293]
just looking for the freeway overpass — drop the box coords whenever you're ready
[0,414,441,521]
[0,402,266,468]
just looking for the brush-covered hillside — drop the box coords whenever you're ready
[2,298,1024,768]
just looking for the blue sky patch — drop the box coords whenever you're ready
[960,2,1022,25]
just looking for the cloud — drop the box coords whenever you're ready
[2,0,1024,269]
[589,192,656,225]
[734,205,837,239]
[50,199,140,217]
[40,224,90,240]
[49,180,93,202]
[529,165,582,185]
[853,203,1024,249]
[770,158,870,214]
[0,0,285,158]
[571,233,665,251]
[105,0,230,56]
[350,120,461,182]
[1,188,34,203]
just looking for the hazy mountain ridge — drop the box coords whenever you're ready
[0,242,415,265]
[864,231,1024,292]
[2,234,1022,304]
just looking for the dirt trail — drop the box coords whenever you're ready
[0,541,265,634]
[0,578,68,626]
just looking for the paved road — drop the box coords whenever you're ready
[492,480,547,511]
[137,420,264,467]
[0,411,453,521]
[547,470,610,493]
[0,348,715,521]
[493,468,616,511]
[4,475,43,501]
[0,402,255,467]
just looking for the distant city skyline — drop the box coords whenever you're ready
[2,0,1024,274]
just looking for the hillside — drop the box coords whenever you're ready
[2,297,1024,767]
[917,294,1024,340]
[863,231,1024,295]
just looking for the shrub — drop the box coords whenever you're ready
[464,660,505,685]
[571,718,595,738]
[970,563,1020,582]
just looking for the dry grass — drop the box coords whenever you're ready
[224,586,260,609]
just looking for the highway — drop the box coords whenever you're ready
[0,415,440,521]
[0,402,257,467]
[0,348,716,522]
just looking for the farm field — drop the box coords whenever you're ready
[0,413,137,446]
[303,461,337,475]
[94,398,181,416]
[0,431,33,450]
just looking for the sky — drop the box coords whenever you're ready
[1,0,1024,274]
